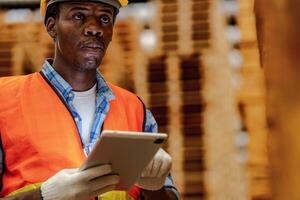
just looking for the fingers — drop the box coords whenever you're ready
[89,175,120,197]
[90,184,116,197]
[141,159,154,177]
[42,166,117,200]
[141,148,172,178]
[89,174,120,191]
[60,168,79,174]
[80,164,112,181]
[157,153,172,177]
[137,176,166,191]
[150,157,163,177]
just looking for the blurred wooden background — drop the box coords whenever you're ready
[255,0,300,199]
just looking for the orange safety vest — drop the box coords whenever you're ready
[0,72,145,199]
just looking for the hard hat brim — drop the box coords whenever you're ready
[48,0,121,9]
[41,0,128,17]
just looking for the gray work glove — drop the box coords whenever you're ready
[41,164,119,200]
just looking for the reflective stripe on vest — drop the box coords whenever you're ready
[0,73,144,199]
[8,183,42,196]
[8,183,134,200]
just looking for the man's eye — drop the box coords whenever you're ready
[74,13,84,20]
[100,15,111,23]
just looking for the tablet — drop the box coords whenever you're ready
[80,130,167,190]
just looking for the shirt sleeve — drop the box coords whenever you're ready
[144,109,158,133]
[143,109,181,199]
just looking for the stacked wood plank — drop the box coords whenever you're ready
[134,0,249,199]
[101,19,141,92]
[143,53,205,199]
[151,0,210,56]
[140,1,210,199]
[179,54,205,199]
[236,0,271,199]
[201,1,249,199]
[0,22,16,77]
[0,11,53,77]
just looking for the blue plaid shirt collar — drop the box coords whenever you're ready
[41,59,115,102]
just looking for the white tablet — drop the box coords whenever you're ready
[80,130,167,190]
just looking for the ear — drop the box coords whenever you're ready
[46,17,57,41]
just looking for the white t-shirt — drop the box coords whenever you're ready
[73,84,97,145]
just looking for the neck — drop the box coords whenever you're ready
[52,58,97,91]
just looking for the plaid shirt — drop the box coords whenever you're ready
[41,59,158,155]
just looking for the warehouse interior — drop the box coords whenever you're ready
[1,0,299,199]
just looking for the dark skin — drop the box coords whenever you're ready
[0,2,178,200]
[47,2,114,91]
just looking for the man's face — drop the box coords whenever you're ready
[47,2,114,71]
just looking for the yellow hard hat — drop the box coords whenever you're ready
[40,0,128,17]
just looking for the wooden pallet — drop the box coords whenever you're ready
[0,20,54,77]
[236,0,271,199]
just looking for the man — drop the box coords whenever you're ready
[0,0,179,199]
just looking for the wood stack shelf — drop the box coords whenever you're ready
[147,56,169,135]
[145,53,206,199]
[0,24,17,77]
[0,17,54,77]
[101,19,141,92]
[236,0,271,199]
[153,0,211,55]
[191,0,210,51]
[179,54,205,199]
[0,43,13,76]
[142,0,213,198]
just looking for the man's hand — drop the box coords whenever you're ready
[41,164,119,200]
[137,148,172,191]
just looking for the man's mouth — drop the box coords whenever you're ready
[80,42,104,52]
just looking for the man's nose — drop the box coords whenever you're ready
[83,20,103,37]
